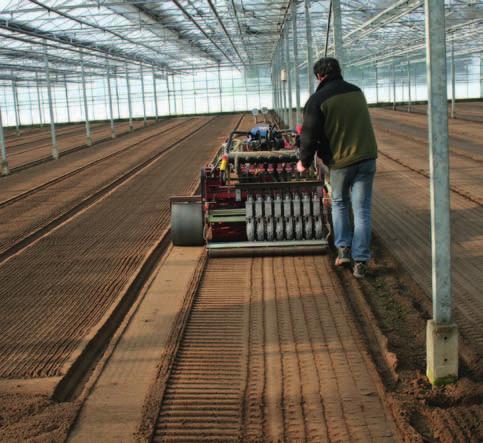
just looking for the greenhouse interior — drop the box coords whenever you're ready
[0,1,482,442]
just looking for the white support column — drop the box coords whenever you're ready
[193,71,198,115]
[392,62,397,110]
[0,106,9,175]
[205,71,210,114]
[106,60,116,138]
[451,39,456,119]
[292,7,301,125]
[304,0,315,95]
[44,47,59,159]
[257,67,262,109]
[152,67,159,121]
[11,79,20,135]
[332,0,344,71]
[375,62,379,104]
[166,75,172,116]
[243,68,249,111]
[140,64,147,126]
[218,65,223,112]
[424,0,458,386]
[407,57,412,113]
[284,26,294,128]
[125,63,133,131]
[35,72,43,127]
[115,71,121,120]
[80,53,92,146]
[172,75,178,116]
[27,85,34,127]
[64,74,71,123]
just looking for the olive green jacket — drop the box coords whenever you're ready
[300,75,378,169]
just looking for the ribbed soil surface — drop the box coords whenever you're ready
[7,120,150,170]
[154,256,398,442]
[397,101,483,123]
[0,117,197,257]
[0,114,239,379]
[372,111,483,361]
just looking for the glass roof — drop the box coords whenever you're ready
[0,0,481,86]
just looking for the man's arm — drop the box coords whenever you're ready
[299,97,324,168]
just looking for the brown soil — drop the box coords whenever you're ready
[336,238,482,442]
[0,118,197,259]
[370,113,483,367]
[393,101,483,123]
[142,255,398,442]
[0,115,241,441]
[0,394,77,442]
[6,119,154,171]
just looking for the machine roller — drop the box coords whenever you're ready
[170,119,331,257]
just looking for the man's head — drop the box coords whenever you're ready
[313,57,341,82]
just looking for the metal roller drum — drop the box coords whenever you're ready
[171,200,204,246]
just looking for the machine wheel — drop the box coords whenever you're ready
[171,200,204,246]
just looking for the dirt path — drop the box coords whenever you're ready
[147,255,398,442]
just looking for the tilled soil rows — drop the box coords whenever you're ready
[370,112,483,365]
[150,256,398,442]
[0,114,239,379]
[7,119,152,170]
[393,101,483,123]
[0,117,199,259]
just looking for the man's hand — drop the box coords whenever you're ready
[296,160,306,173]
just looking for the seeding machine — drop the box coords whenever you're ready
[170,112,331,256]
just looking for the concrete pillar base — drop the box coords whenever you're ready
[426,320,458,386]
[87,137,93,147]
[1,161,9,176]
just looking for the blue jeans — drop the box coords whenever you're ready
[330,159,376,262]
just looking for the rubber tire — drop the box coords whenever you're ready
[171,201,204,246]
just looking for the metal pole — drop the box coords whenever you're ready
[424,0,458,386]
[407,57,412,113]
[11,79,20,135]
[125,63,133,131]
[0,106,9,175]
[324,0,333,57]
[284,25,294,128]
[106,61,116,138]
[332,0,344,71]
[392,62,396,110]
[451,39,455,119]
[35,72,43,127]
[166,75,172,116]
[27,85,34,127]
[44,47,59,159]
[80,53,92,146]
[205,71,210,114]
[292,8,301,125]
[243,69,249,111]
[375,63,379,104]
[64,74,71,123]
[304,0,315,94]
[115,70,121,119]
[218,65,223,112]
[257,67,262,109]
[152,67,159,120]
[193,71,198,115]
[140,64,147,126]
[172,75,178,116]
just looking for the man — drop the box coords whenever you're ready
[297,57,377,278]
